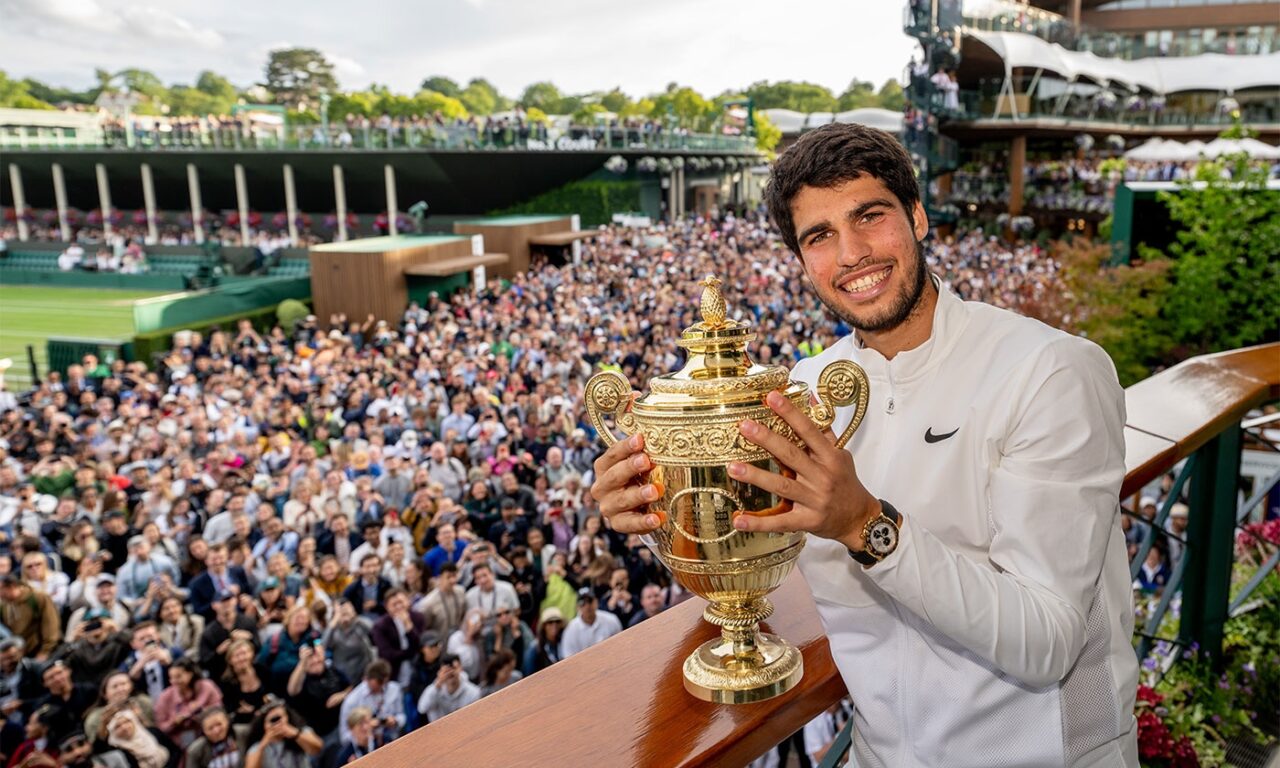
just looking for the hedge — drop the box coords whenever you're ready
[490,179,642,227]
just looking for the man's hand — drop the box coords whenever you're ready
[729,391,881,551]
[589,432,663,535]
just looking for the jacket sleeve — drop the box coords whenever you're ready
[37,593,61,657]
[864,338,1127,688]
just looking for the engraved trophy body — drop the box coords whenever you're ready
[585,276,869,703]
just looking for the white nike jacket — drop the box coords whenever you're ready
[790,279,1138,768]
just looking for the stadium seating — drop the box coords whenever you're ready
[267,258,311,277]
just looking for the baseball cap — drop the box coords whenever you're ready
[1169,503,1189,519]
[420,630,442,648]
[576,586,596,604]
[539,606,564,624]
[1139,496,1157,509]
[256,577,281,595]
[212,588,236,603]
[95,574,116,587]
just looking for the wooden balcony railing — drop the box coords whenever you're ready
[358,342,1279,768]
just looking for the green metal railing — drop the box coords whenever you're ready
[0,123,758,153]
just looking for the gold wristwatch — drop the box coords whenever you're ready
[848,500,901,567]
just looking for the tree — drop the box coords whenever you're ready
[837,78,878,111]
[1143,152,1280,355]
[414,90,469,120]
[195,71,237,101]
[21,78,92,105]
[1041,239,1173,386]
[572,102,608,124]
[459,78,504,115]
[263,48,338,109]
[0,71,54,109]
[600,87,632,114]
[420,76,460,98]
[650,84,716,131]
[520,81,564,113]
[754,113,782,156]
[876,79,905,112]
[745,80,837,113]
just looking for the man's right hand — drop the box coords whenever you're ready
[589,433,663,535]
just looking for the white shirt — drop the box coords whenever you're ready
[463,581,519,620]
[559,610,622,657]
[416,672,481,723]
[791,281,1138,768]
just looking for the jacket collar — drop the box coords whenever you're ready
[853,274,968,383]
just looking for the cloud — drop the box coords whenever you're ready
[119,6,223,49]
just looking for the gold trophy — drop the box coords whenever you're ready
[585,275,869,703]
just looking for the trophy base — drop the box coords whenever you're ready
[682,631,803,704]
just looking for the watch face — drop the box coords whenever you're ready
[868,519,898,556]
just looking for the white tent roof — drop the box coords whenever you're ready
[966,29,1280,94]
[761,107,903,135]
[1123,136,1280,161]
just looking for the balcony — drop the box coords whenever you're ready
[357,343,1279,767]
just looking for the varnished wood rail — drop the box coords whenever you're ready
[357,342,1279,768]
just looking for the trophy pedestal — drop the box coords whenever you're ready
[682,600,804,704]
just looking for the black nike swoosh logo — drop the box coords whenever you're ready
[924,427,959,443]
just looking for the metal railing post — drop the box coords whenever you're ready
[1178,425,1243,661]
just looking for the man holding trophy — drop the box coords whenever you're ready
[591,124,1137,767]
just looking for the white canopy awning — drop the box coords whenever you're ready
[1123,136,1280,161]
[761,107,903,135]
[966,29,1280,95]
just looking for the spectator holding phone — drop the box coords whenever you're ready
[243,698,321,768]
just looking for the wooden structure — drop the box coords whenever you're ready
[453,215,579,278]
[309,235,506,322]
[356,343,1278,768]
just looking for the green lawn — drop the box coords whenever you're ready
[0,286,165,390]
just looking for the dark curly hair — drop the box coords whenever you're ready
[764,123,920,256]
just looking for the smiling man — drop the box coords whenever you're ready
[592,123,1137,767]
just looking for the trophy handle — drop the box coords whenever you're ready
[584,370,639,448]
[813,360,870,450]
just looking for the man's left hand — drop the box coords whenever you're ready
[729,391,880,552]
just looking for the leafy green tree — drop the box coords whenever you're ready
[119,69,167,100]
[263,48,338,108]
[166,86,220,116]
[459,79,502,115]
[1045,240,1173,386]
[0,71,54,109]
[414,90,469,119]
[520,81,564,113]
[754,112,782,156]
[468,79,510,112]
[876,79,905,111]
[837,78,878,110]
[650,84,716,131]
[195,71,238,101]
[20,78,91,105]
[573,102,608,124]
[327,90,377,118]
[420,76,460,98]
[619,97,655,119]
[600,87,632,114]
[745,80,837,112]
[1143,153,1280,354]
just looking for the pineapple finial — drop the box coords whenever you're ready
[698,275,726,329]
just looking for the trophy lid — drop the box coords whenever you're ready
[639,275,795,408]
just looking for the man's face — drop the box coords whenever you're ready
[790,176,928,334]
[97,582,116,605]
[641,585,663,615]
[201,712,229,743]
[578,598,597,623]
[43,665,70,694]
[133,539,151,560]
[437,570,456,591]
[131,626,157,650]
[206,548,227,571]
[438,525,455,547]
[361,557,381,581]
[473,567,494,591]
[0,646,20,672]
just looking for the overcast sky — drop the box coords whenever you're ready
[0,0,918,99]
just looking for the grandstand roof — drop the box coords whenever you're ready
[761,108,903,135]
[966,29,1280,94]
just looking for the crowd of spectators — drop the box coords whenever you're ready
[98,110,707,153]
